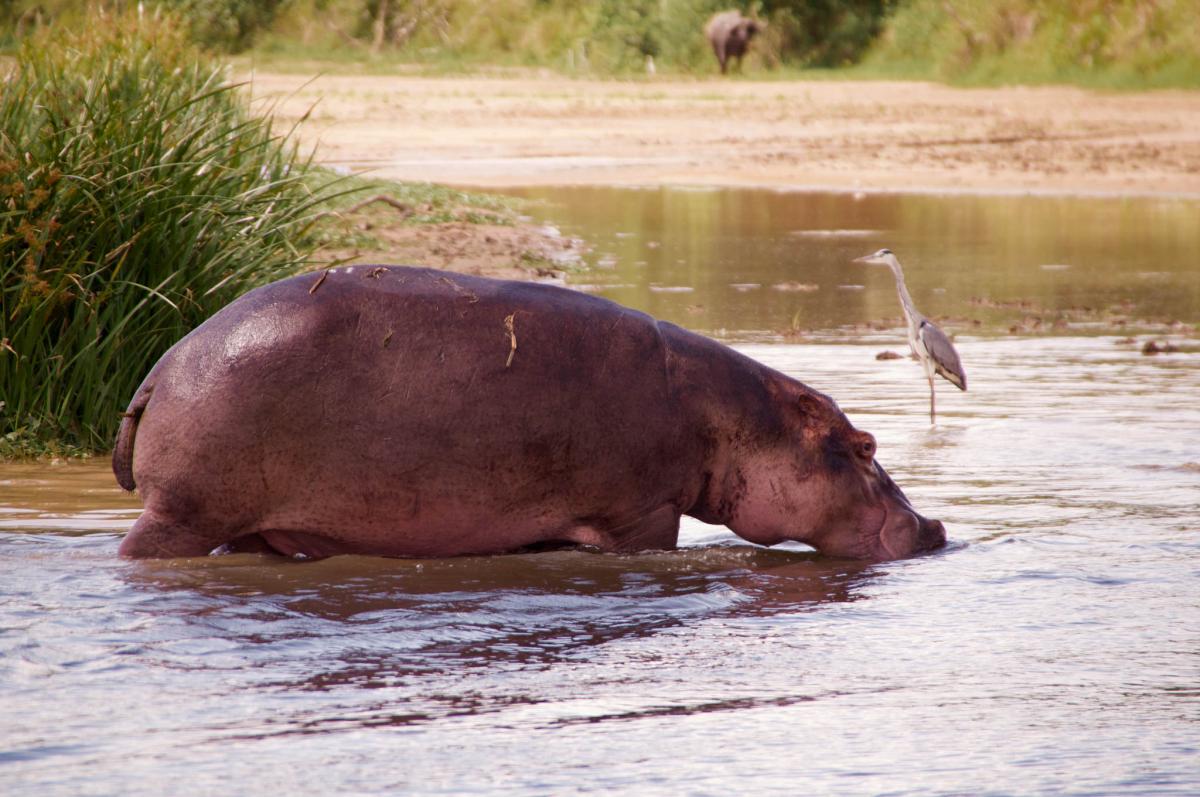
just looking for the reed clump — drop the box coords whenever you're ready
[0,11,338,456]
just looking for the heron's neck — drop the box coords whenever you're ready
[887,261,919,329]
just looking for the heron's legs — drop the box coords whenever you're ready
[929,374,937,424]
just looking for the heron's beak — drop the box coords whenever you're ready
[853,255,880,264]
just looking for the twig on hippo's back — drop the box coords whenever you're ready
[309,270,329,295]
[504,313,517,368]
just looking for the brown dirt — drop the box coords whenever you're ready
[255,72,1200,195]
[256,72,1200,276]
[313,210,584,283]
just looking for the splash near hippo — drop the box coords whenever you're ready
[113,266,945,561]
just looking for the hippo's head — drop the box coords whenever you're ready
[724,381,945,561]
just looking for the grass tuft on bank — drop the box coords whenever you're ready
[0,11,344,457]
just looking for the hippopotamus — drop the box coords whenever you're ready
[113,266,946,561]
[704,10,764,74]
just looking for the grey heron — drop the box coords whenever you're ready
[854,248,966,423]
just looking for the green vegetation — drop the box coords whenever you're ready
[6,2,1195,86]
[255,0,894,73]
[0,12,343,457]
[862,0,1200,89]
[3,1,896,73]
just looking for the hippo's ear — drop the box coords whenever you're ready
[852,431,877,461]
[763,377,839,425]
[795,391,836,422]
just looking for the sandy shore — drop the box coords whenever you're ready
[252,72,1200,197]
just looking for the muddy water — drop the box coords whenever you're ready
[3,189,1199,795]
[509,186,1200,337]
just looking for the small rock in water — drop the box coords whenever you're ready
[875,350,903,361]
[1141,340,1178,355]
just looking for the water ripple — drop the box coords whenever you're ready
[2,336,1198,795]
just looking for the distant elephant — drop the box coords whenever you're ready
[704,10,764,75]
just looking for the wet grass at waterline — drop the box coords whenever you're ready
[0,13,346,458]
[312,173,519,231]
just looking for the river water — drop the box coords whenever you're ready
[3,188,1198,795]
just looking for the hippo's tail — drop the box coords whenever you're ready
[113,382,153,492]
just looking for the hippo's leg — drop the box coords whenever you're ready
[567,505,681,553]
[218,533,275,555]
[118,511,225,558]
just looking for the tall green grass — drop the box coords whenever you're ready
[0,11,341,456]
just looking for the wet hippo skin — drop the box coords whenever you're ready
[114,266,945,561]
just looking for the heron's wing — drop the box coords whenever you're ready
[919,320,967,391]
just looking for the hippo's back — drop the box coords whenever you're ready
[128,267,694,549]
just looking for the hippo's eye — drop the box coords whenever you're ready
[856,434,876,460]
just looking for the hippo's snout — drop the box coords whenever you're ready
[916,517,947,552]
[878,507,946,560]
[873,461,946,558]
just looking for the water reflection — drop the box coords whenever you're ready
[0,460,140,533]
[115,545,878,698]
[505,186,1200,337]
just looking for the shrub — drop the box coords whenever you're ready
[763,0,896,68]
[172,0,288,52]
[865,0,1200,88]
[0,10,338,455]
